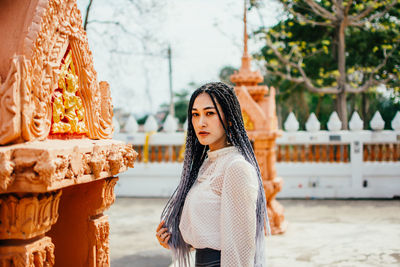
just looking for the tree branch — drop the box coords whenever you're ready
[281,1,335,27]
[87,20,139,38]
[332,0,341,13]
[265,33,341,94]
[348,0,379,22]
[346,41,399,93]
[83,0,94,31]
[304,0,336,21]
[349,0,398,27]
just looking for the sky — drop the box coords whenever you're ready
[77,0,283,116]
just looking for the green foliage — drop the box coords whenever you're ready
[364,91,400,129]
[219,66,237,86]
[137,114,149,125]
[252,0,400,127]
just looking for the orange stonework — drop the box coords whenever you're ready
[230,0,287,234]
[0,0,138,266]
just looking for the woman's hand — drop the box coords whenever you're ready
[156,220,171,249]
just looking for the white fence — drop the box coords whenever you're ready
[114,111,400,199]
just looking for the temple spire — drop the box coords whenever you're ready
[243,0,248,58]
[241,0,251,72]
[230,0,264,86]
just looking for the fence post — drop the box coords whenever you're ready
[350,136,364,196]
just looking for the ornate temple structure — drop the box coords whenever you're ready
[230,1,287,234]
[0,0,137,266]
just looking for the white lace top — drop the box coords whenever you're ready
[179,146,259,267]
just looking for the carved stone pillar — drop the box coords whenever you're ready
[0,236,55,267]
[254,139,287,234]
[0,0,137,265]
[0,140,137,267]
[0,191,61,267]
[47,177,118,267]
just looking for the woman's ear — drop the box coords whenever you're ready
[228,121,232,127]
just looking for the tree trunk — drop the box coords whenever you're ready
[336,4,348,130]
[337,91,347,129]
[361,92,368,129]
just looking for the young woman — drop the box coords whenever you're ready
[156,82,270,267]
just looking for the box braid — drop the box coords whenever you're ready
[161,82,270,267]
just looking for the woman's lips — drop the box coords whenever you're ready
[198,131,209,136]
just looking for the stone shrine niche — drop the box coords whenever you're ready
[0,0,114,145]
[0,1,138,266]
[50,46,88,137]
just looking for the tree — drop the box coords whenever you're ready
[79,0,168,114]
[253,0,400,129]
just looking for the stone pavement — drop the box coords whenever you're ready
[106,198,400,267]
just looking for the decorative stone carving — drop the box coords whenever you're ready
[327,111,342,131]
[0,191,61,239]
[0,0,114,145]
[305,113,321,132]
[370,111,385,131]
[349,111,364,131]
[0,139,137,193]
[51,49,87,135]
[391,111,400,131]
[101,178,118,212]
[89,215,110,267]
[242,110,255,131]
[0,150,14,191]
[284,112,299,132]
[144,115,158,132]
[0,1,137,266]
[0,236,55,267]
[229,0,286,235]
[124,115,139,134]
[0,57,21,145]
[163,115,178,133]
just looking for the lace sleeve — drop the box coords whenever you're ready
[220,159,258,267]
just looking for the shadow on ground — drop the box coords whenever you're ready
[111,250,172,267]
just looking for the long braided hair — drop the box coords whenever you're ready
[161,82,270,266]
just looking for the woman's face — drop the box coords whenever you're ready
[191,93,228,151]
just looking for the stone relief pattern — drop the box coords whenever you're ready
[0,144,136,192]
[0,57,21,145]
[58,2,113,140]
[95,177,118,215]
[0,237,55,267]
[0,191,61,239]
[89,217,110,267]
[0,0,113,144]
[0,150,14,191]
[0,253,26,267]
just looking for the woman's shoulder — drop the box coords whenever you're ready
[223,153,258,184]
[223,149,252,167]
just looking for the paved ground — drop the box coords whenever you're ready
[106,198,400,267]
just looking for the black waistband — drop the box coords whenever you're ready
[195,248,221,267]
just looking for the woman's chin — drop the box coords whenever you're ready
[198,140,210,146]
[197,137,211,146]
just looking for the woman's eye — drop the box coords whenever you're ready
[206,112,214,116]
[192,113,198,117]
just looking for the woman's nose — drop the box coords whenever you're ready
[199,115,207,127]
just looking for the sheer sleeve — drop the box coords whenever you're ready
[220,159,258,267]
